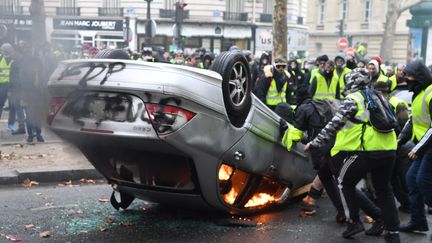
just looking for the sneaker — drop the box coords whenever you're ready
[301,195,318,211]
[365,219,385,236]
[36,135,45,143]
[12,127,26,135]
[7,124,16,133]
[336,211,346,224]
[399,222,429,233]
[384,232,401,243]
[26,136,34,143]
[342,221,365,238]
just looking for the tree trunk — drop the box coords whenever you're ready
[380,0,422,63]
[380,1,401,63]
[272,0,287,60]
[30,0,47,50]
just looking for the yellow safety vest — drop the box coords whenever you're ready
[313,73,339,100]
[266,78,287,106]
[389,75,398,91]
[411,84,432,142]
[0,56,13,84]
[331,91,397,156]
[309,68,319,84]
[281,125,304,151]
[334,67,351,91]
[389,96,409,113]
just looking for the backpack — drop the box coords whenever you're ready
[364,88,398,133]
[310,98,341,125]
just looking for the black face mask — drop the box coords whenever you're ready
[324,71,333,79]
[407,79,423,93]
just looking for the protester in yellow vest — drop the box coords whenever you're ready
[389,64,406,91]
[0,43,14,120]
[255,57,293,110]
[309,60,342,100]
[308,55,329,84]
[305,68,400,241]
[368,60,392,90]
[398,60,432,236]
[334,54,352,91]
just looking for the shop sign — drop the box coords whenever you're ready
[53,19,123,31]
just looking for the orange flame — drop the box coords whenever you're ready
[224,187,238,205]
[245,193,275,208]
[218,164,233,180]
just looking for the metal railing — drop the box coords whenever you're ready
[98,7,123,17]
[56,7,80,16]
[223,12,248,22]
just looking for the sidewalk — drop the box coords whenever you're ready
[0,111,102,185]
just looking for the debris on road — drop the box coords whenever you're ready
[80,178,96,184]
[120,221,133,227]
[99,197,109,203]
[98,225,106,232]
[39,231,50,238]
[5,234,22,242]
[299,210,316,217]
[25,224,35,229]
[105,217,114,224]
[22,179,39,188]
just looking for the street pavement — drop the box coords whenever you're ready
[0,110,101,185]
[0,183,430,243]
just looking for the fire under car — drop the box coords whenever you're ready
[47,50,315,215]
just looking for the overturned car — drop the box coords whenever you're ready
[47,50,314,215]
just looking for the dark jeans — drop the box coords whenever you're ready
[7,92,25,129]
[406,147,432,226]
[333,151,399,231]
[25,106,41,137]
[391,144,413,208]
[0,83,9,119]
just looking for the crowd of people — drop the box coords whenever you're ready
[1,40,432,243]
[257,50,431,243]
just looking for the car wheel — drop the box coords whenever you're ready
[211,51,252,128]
[95,49,130,60]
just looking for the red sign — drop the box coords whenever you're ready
[345,47,356,57]
[337,38,348,50]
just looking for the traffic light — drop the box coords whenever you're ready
[178,2,187,9]
[175,2,188,23]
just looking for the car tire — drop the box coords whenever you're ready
[210,51,252,128]
[95,49,130,60]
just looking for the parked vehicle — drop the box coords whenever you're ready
[47,50,314,215]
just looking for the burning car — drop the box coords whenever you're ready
[47,50,314,215]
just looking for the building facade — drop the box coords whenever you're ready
[0,0,308,56]
[306,0,412,64]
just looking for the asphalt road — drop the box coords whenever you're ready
[0,183,430,243]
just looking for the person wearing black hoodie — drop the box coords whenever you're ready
[398,60,432,239]
[251,52,271,93]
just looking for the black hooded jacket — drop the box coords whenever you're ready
[251,53,270,92]
[399,60,432,156]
